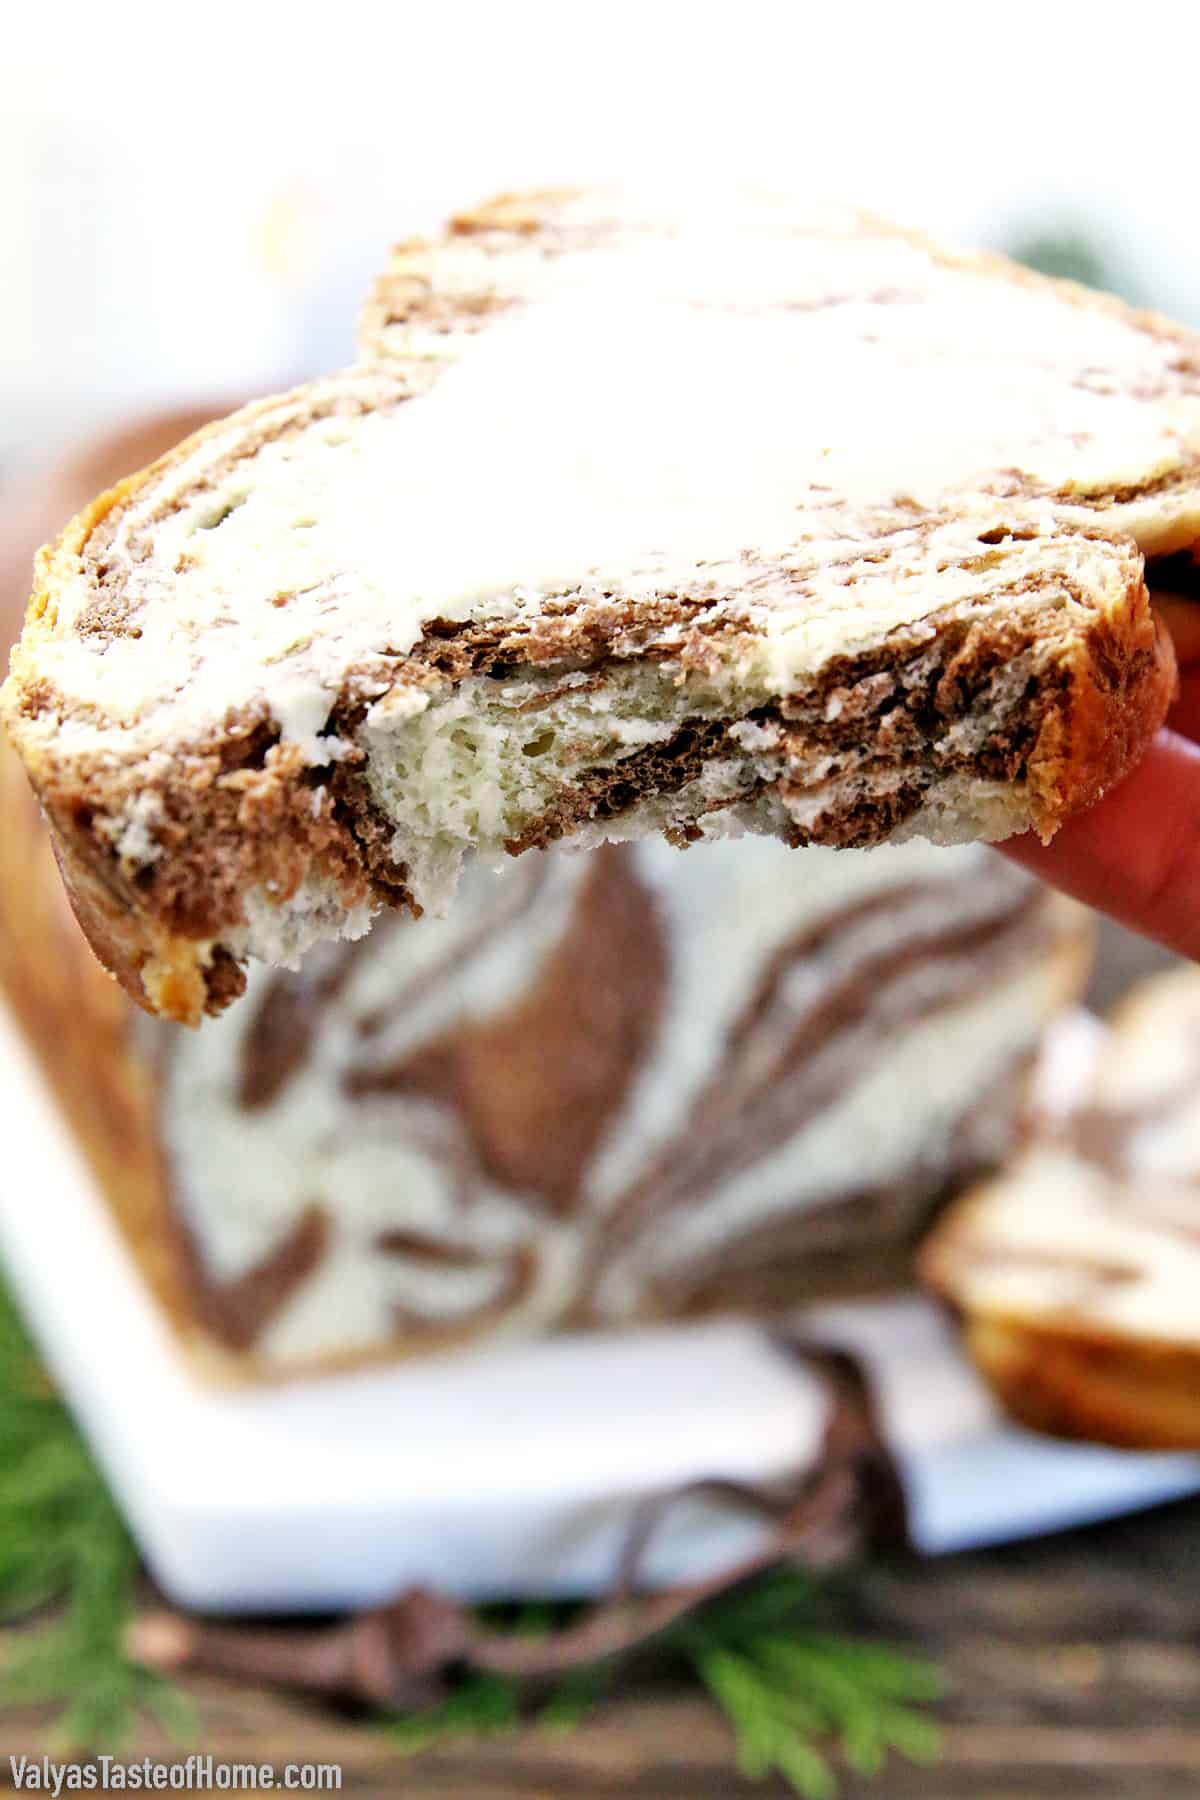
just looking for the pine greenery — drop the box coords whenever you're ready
[0,1281,193,1747]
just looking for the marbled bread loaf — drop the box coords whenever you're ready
[0,414,1092,1379]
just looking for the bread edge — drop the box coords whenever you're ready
[920,959,1200,1452]
[957,1313,1200,1451]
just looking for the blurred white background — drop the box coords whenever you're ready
[2,0,1198,468]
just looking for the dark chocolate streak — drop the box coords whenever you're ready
[346,847,668,1216]
[236,858,552,1117]
[590,871,1045,1276]
[376,1231,542,1336]
[172,1202,330,1352]
[388,1245,540,1337]
[503,720,736,855]
[375,1229,500,1263]
[1047,1055,1200,1253]
[626,1053,1036,1318]
[353,858,548,1043]
[239,939,369,1110]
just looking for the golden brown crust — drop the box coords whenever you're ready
[0,416,224,1335]
[1026,592,1178,841]
[959,1315,1200,1452]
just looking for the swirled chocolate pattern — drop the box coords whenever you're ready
[159,835,1089,1369]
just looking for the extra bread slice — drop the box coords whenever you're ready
[921,969,1200,1449]
[4,188,1193,1024]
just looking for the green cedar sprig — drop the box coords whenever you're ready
[390,1572,943,1796]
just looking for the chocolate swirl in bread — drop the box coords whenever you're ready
[152,836,1089,1372]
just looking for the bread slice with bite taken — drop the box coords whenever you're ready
[3,187,1191,1023]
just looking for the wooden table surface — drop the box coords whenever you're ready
[6,1493,1200,1798]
